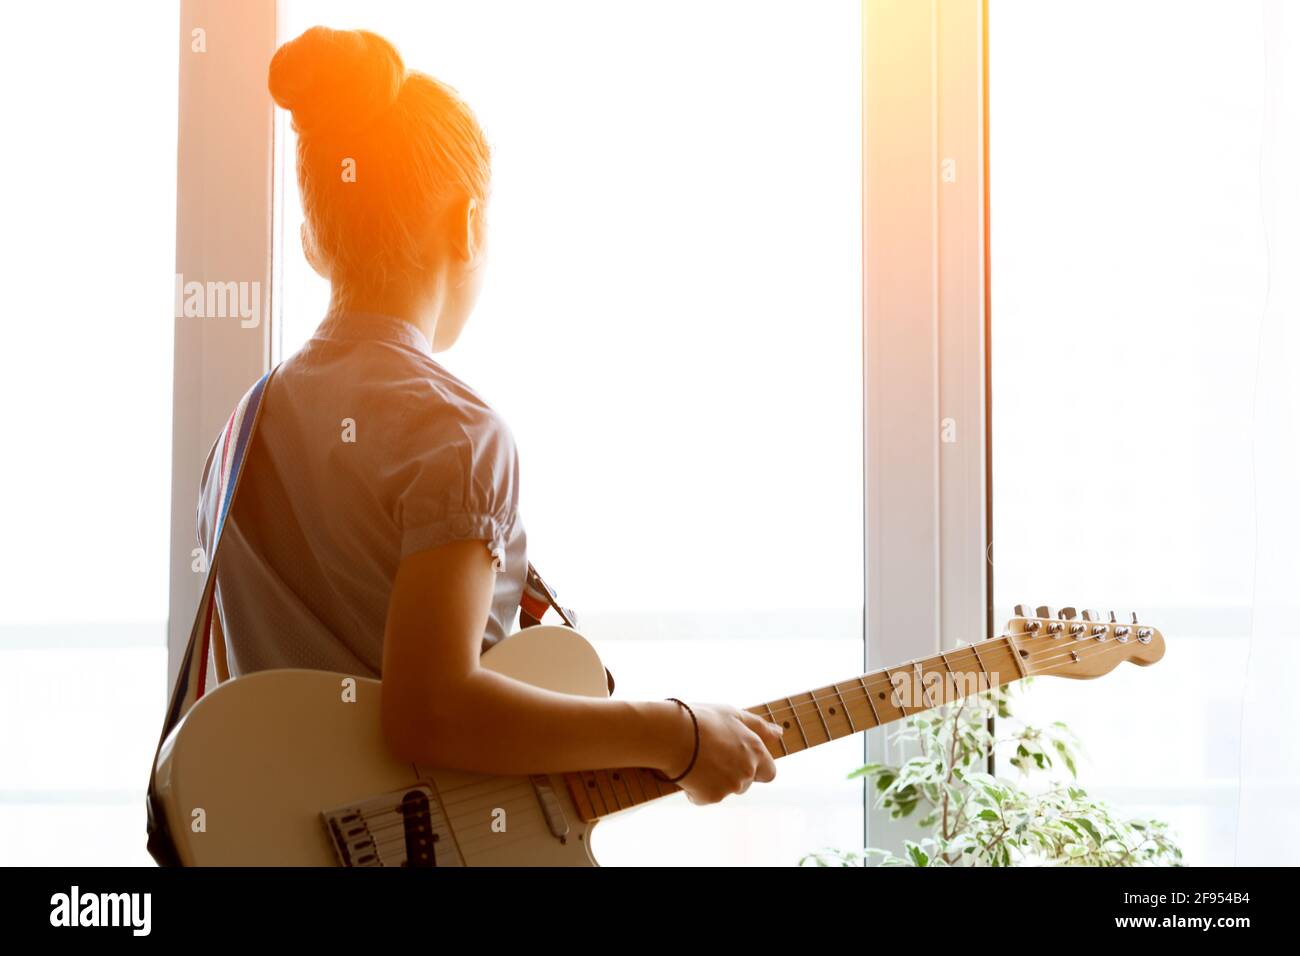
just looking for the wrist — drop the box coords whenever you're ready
[645,699,695,777]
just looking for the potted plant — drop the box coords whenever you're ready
[801,680,1183,867]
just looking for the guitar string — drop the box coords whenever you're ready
[343,632,1146,846]
[342,787,554,859]
[338,769,648,841]
[347,755,677,849]
[420,634,1146,811]
[335,628,1145,824]
[753,630,1154,728]
[338,774,676,860]
[343,640,1123,862]
[353,767,688,858]
[348,813,542,864]
[365,810,587,863]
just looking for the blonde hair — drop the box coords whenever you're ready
[268,27,492,297]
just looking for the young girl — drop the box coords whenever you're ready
[197,26,782,809]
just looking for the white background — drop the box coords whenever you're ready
[2,0,1290,867]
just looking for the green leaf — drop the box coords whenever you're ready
[847,762,886,780]
[1075,817,1103,845]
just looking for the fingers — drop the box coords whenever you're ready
[738,707,785,743]
[675,706,782,807]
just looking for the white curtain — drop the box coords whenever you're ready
[1236,0,1300,866]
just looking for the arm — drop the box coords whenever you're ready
[380,538,694,776]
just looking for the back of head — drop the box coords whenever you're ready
[268,27,492,297]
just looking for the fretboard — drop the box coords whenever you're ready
[561,635,1028,822]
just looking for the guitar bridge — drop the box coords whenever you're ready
[322,783,463,867]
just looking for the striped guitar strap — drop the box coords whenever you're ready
[146,365,589,866]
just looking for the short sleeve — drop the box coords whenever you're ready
[392,402,521,572]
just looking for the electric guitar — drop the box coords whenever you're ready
[151,605,1164,866]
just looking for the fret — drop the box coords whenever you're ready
[611,764,642,806]
[598,770,626,812]
[572,642,1035,823]
[564,771,597,821]
[762,702,790,756]
[938,651,956,707]
[969,642,990,689]
[640,767,674,798]
[629,768,655,801]
[830,682,857,734]
[616,771,638,807]
[785,696,810,750]
[560,609,1167,823]
[576,771,604,817]
[594,770,620,811]
[859,675,882,726]
[1005,633,1029,679]
[587,769,617,816]
[914,660,937,709]
[884,668,910,717]
[806,690,832,743]
[983,639,1017,690]
[635,769,656,802]
[566,775,592,816]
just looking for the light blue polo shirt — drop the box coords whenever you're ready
[196,309,529,678]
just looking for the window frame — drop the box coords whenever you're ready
[167,0,993,863]
[863,0,991,852]
[168,0,278,690]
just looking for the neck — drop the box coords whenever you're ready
[328,283,443,350]
[561,636,1029,822]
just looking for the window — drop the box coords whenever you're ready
[989,0,1263,865]
[0,6,178,865]
[275,0,864,865]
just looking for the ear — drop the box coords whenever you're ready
[447,194,484,265]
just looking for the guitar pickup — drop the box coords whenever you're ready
[529,774,571,841]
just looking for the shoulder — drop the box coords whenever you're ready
[396,358,518,460]
[388,370,522,555]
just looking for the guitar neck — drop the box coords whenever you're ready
[562,635,1029,822]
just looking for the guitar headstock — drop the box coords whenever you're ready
[1002,605,1166,680]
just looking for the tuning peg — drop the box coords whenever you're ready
[1085,609,1107,638]
[1013,603,1043,632]
[1041,606,1064,636]
[1060,606,1086,639]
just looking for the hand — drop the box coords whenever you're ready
[663,702,783,805]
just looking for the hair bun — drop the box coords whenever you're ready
[268,27,406,135]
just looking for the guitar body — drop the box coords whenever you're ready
[152,625,611,866]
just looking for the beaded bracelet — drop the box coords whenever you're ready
[655,697,700,783]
